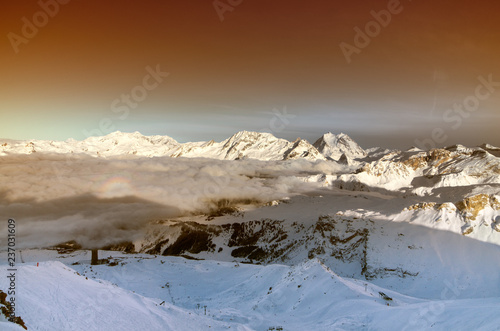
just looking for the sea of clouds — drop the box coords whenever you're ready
[0,153,350,248]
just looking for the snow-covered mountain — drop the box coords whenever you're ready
[170,131,325,161]
[339,144,500,193]
[2,131,500,330]
[5,129,498,196]
[0,131,180,158]
[313,132,367,161]
[0,130,338,161]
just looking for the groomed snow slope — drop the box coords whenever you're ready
[0,260,250,331]
[1,252,500,331]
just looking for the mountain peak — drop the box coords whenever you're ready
[313,132,366,160]
[230,130,277,140]
[83,131,145,141]
[108,131,143,138]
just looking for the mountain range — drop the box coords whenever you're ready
[3,130,499,197]
[0,130,365,161]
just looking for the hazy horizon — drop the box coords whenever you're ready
[2,1,499,149]
[2,128,499,152]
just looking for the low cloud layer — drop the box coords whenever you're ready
[0,154,349,248]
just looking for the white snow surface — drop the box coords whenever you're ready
[2,249,500,331]
[1,131,500,330]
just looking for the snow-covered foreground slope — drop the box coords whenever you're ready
[2,251,500,331]
[0,259,250,331]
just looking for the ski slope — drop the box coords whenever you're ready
[1,249,500,331]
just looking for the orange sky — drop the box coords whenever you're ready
[1,0,499,148]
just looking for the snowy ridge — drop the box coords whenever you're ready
[0,130,341,161]
[337,145,500,194]
[171,131,325,161]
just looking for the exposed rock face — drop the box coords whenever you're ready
[135,216,374,277]
[406,202,437,211]
[456,194,500,220]
[401,194,500,237]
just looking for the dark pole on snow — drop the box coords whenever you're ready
[91,249,98,265]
